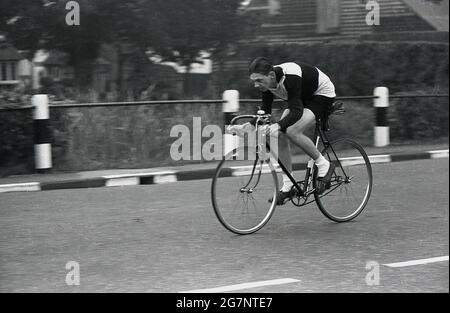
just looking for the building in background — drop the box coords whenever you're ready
[0,43,190,102]
[239,0,448,43]
[0,40,32,92]
[32,50,74,91]
[215,0,449,77]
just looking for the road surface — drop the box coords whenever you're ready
[0,158,448,293]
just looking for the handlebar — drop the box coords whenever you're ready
[229,113,271,126]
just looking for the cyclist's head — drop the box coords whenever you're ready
[249,57,273,75]
[249,57,276,91]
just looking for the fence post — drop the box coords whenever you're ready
[223,90,239,155]
[32,94,52,172]
[374,87,390,147]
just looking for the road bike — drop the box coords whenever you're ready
[211,101,373,235]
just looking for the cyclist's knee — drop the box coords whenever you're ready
[278,130,289,141]
[277,132,289,148]
[286,124,305,139]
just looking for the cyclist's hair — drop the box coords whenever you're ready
[249,57,273,75]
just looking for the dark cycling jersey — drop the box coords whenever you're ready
[259,62,336,132]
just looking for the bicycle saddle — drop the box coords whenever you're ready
[322,101,345,131]
[330,101,345,115]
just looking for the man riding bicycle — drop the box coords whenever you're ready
[229,57,336,204]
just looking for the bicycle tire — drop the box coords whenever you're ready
[313,138,372,222]
[211,149,279,235]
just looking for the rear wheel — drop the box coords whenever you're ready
[313,138,372,222]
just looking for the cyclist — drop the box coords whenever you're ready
[230,57,336,204]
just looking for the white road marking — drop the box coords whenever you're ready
[367,154,392,164]
[103,171,175,179]
[230,163,282,176]
[383,256,449,268]
[338,155,391,167]
[339,156,367,167]
[428,149,449,159]
[179,278,300,293]
[105,177,139,187]
[153,174,178,184]
[0,182,41,193]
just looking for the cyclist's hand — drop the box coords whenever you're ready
[266,123,280,137]
[227,122,254,137]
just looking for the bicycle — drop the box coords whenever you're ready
[211,101,373,235]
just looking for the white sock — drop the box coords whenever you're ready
[315,155,330,177]
[281,173,293,192]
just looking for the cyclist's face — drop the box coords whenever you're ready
[250,72,276,92]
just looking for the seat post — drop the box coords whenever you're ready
[316,117,322,129]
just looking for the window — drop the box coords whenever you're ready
[10,62,16,80]
[317,0,340,34]
[0,62,17,81]
[1,62,7,81]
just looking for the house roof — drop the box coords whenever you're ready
[42,51,70,66]
[0,43,24,61]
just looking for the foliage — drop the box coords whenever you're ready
[1,93,447,175]
[0,0,248,93]
[216,42,449,98]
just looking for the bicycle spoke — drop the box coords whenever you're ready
[314,139,372,222]
[212,150,278,235]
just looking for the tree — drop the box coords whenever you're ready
[152,0,248,96]
[1,0,248,98]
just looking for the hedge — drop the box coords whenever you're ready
[215,41,449,98]
[0,42,448,175]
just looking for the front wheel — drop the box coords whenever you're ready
[211,147,279,235]
[313,138,372,222]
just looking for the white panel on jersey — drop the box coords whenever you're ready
[275,63,302,77]
[315,69,336,98]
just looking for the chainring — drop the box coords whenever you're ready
[290,182,308,207]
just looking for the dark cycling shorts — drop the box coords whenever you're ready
[304,95,335,120]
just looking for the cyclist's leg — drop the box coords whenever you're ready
[269,109,295,204]
[288,96,335,194]
[285,108,319,160]
[277,109,292,172]
[285,109,334,194]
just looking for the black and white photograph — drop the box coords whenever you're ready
[0,0,448,299]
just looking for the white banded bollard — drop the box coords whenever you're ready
[223,90,240,156]
[374,87,390,147]
[32,94,52,173]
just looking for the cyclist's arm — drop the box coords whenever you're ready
[277,75,304,132]
[250,91,273,127]
[260,90,274,114]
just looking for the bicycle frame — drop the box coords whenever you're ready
[228,114,350,203]
[265,120,325,199]
[269,119,352,201]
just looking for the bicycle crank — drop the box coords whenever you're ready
[290,182,308,207]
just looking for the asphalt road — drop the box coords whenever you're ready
[0,158,448,293]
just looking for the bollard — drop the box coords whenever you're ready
[223,90,240,156]
[32,94,52,172]
[223,90,239,125]
[374,87,390,147]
